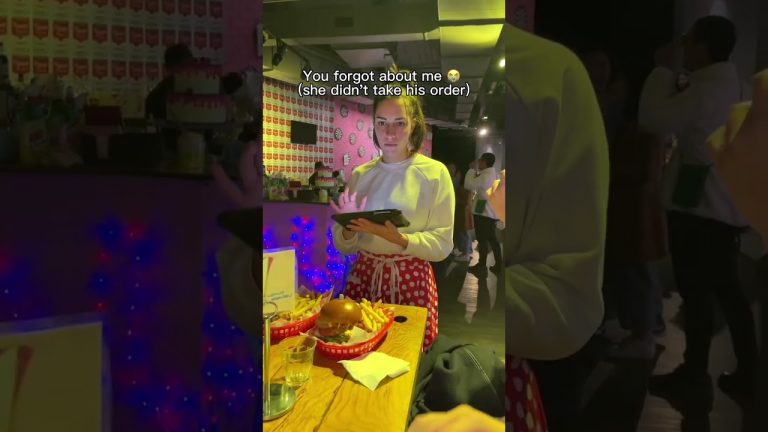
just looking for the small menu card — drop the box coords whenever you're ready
[263,247,297,313]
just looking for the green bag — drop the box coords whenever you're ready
[672,163,710,208]
[473,199,487,214]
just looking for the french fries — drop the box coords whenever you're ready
[356,298,392,333]
[276,293,322,323]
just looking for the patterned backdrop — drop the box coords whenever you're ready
[262,77,335,177]
[0,0,224,116]
[263,77,433,181]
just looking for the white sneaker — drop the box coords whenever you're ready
[455,254,471,262]
[606,335,656,360]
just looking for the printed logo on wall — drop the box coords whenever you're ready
[145,0,159,14]
[129,61,144,80]
[53,21,69,41]
[162,0,175,15]
[209,1,223,19]
[33,57,49,75]
[92,59,108,79]
[349,133,356,145]
[145,29,159,47]
[129,0,145,13]
[33,19,50,39]
[112,25,127,45]
[12,18,30,38]
[340,105,348,118]
[178,0,192,16]
[92,23,108,44]
[356,119,364,131]
[73,58,89,78]
[12,56,31,76]
[334,128,343,141]
[73,22,88,42]
[53,58,70,77]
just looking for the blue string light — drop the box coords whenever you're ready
[3,216,262,430]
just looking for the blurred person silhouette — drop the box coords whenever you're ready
[639,15,758,402]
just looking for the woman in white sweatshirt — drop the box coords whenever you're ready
[330,83,455,350]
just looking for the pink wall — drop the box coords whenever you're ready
[224,0,260,73]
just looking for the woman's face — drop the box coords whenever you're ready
[374,98,413,162]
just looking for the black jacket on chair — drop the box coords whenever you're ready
[409,335,505,425]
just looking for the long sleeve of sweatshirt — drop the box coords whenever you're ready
[504,26,609,361]
[331,153,455,262]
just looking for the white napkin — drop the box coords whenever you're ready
[339,352,410,391]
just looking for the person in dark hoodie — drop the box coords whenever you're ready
[409,22,609,432]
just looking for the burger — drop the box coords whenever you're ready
[315,299,362,344]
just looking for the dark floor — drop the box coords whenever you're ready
[435,242,505,358]
[434,238,765,432]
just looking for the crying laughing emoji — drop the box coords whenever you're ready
[446,69,460,84]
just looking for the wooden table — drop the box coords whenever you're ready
[263,304,427,432]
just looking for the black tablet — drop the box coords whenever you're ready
[331,209,410,228]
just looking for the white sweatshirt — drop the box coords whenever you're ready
[332,153,455,262]
[639,63,748,228]
[464,167,500,220]
[505,25,609,360]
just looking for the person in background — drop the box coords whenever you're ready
[145,43,194,121]
[446,162,473,262]
[307,161,324,187]
[330,170,343,201]
[330,77,454,351]
[464,153,501,276]
[639,15,758,401]
[579,45,667,359]
[145,43,195,154]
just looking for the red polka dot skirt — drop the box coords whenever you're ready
[506,355,548,431]
[344,251,438,351]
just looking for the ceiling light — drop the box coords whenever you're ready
[498,58,505,68]
[478,128,488,136]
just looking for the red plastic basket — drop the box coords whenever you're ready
[315,309,395,360]
[270,312,319,343]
